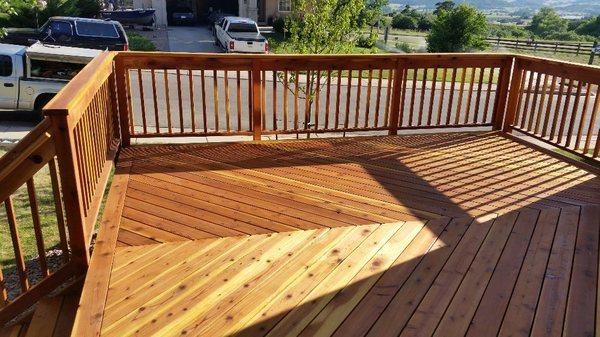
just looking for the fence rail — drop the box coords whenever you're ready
[488,37,597,57]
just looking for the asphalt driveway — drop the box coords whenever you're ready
[167,26,223,53]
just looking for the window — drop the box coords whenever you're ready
[278,0,291,12]
[29,59,85,80]
[75,22,120,38]
[227,22,258,33]
[0,56,12,77]
[47,21,73,40]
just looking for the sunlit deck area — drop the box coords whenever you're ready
[89,132,599,337]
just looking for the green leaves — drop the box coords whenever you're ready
[426,3,488,52]
[283,0,368,54]
[529,7,568,38]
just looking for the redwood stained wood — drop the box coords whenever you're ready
[76,133,598,337]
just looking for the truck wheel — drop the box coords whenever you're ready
[33,94,55,122]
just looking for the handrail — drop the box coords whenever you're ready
[113,52,513,141]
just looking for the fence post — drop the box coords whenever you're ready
[388,59,405,135]
[590,41,598,65]
[114,57,131,147]
[502,58,525,133]
[492,56,514,130]
[251,65,262,140]
[44,111,90,269]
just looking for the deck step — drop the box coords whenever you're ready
[23,292,80,337]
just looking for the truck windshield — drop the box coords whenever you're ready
[228,23,257,33]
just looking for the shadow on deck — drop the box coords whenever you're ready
[87,132,600,337]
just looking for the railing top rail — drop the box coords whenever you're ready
[44,51,116,119]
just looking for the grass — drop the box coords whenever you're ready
[555,148,600,167]
[0,147,63,269]
[127,32,157,51]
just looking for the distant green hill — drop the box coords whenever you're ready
[389,0,600,15]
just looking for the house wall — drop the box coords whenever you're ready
[133,0,168,27]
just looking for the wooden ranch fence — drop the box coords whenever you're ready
[0,51,599,325]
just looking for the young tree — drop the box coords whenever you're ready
[281,0,385,127]
[427,3,488,52]
[529,7,568,38]
[392,14,417,30]
[0,0,15,36]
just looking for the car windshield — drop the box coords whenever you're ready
[228,22,257,33]
[75,22,119,38]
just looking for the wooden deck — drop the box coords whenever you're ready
[87,132,599,337]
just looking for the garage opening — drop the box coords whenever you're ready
[166,0,238,25]
[198,0,239,23]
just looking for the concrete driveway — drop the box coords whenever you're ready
[167,26,223,53]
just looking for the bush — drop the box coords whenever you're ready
[427,4,488,52]
[395,41,414,53]
[356,32,377,48]
[416,14,434,31]
[127,32,156,51]
[272,17,285,34]
[392,14,416,30]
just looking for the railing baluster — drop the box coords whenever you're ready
[335,71,342,129]
[344,70,353,129]
[446,68,456,125]
[418,68,427,126]
[374,69,383,127]
[294,70,299,130]
[48,158,69,262]
[325,70,332,129]
[251,68,262,140]
[176,69,184,132]
[283,70,289,131]
[272,70,277,130]
[163,69,171,133]
[455,68,466,125]
[583,89,600,154]
[148,69,156,135]
[565,81,583,147]
[213,70,219,132]
[26,178,49,277]
[527,71,542,131]
[304,70,312,130]
[465,68,477,124]
[354,70,362,128]
[557,78,574,143]
[427,67,438,126]
[533,73,549,134]
[574,84,592,150]
[483,68,495,123]
[384,69,393,127]
[437,68,447,125]
[261,70,267,130]
[189,69,195,133]
[364,69,372,128]
[541,75,557,137]
[237,70,242,132]
[315,70,321,130]
[5,197,29,291]
[409,69,418,126]
[224,70,231,132]
[136,69,147,135]
[201,70,208,133]
[0,267,7,306]
[549,78,566,140]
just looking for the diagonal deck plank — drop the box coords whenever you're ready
[74,132,599,337]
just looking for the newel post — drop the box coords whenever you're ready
[44,110,90,268]
[388,59,405,135]
[114,56,131,147]
[492,56,514,130]
[502,57,525,133]
[251,63,263,141]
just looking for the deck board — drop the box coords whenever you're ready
[83,132,599,337]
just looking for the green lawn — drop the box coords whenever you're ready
[0,147,63,269]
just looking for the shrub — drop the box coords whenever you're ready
[127,32,156,51]
[272,17,285,34]
[395,41,414,53]
[427,4,488,52]
[356,32,377,48]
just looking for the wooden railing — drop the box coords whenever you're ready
[505,55,600,160]
[0,51,119,325]
[1,51,599,325]
[114,53,513,142]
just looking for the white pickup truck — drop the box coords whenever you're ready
[0,42,100,119]
[214,16,268,53]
